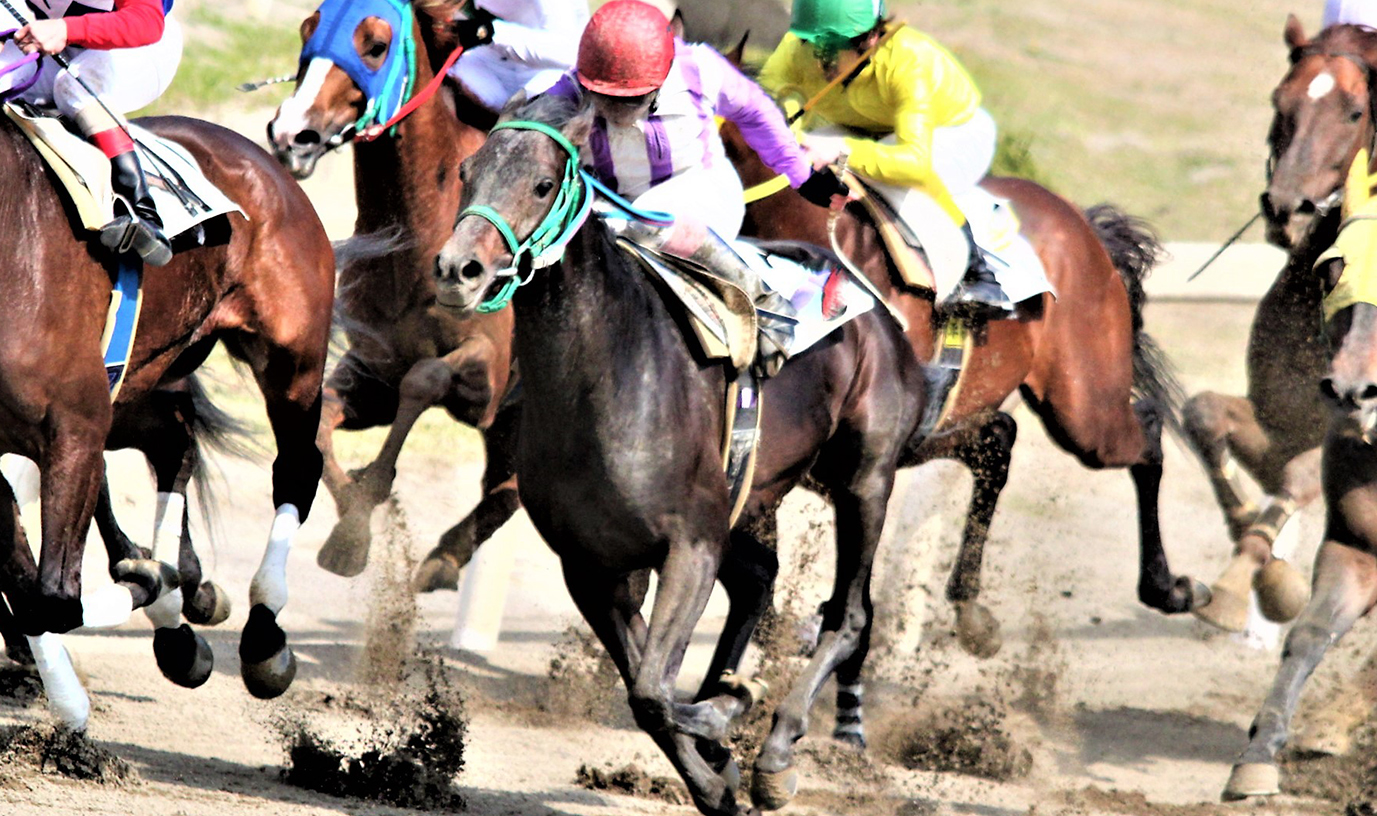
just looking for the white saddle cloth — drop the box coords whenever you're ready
[735,241,877,356]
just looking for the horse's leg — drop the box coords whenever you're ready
[1183,392,1319,631]
[753,469,892,811]
[234,337,326,700]
[319,338,500,578]
[1222,540,1377,800]
[941,412,1018,660]
[415,401,522,592]
[0,593,32,667]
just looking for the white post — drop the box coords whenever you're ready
[449,538,516,653]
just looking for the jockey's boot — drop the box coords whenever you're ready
[613,219,796,377]
[948,221,1012,320]
[103,150,173,267]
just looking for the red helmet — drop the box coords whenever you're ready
[577,0,675,97]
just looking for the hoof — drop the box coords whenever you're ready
[316,513,371,577]
[1192,554,1258,632]
[718,670,769,712]
[1254,559,1309,623]
[184,581,232,627]
[954,601,1002,658]
[240,604,297,699]
[412,554,460,593]
[114,558,181,604]
[1222,762,1279,801]
[750,767,798,811]
[832,728,867,751]
[153,624,214,689]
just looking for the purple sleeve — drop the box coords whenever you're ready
[546,71,582,102]
[699,47,812,188]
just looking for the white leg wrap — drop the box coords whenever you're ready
[145,588,184,630]
[151,491,185,565]
[1237,516,1299,651]
[250,504,298,613]
[27,633,90,731]
[81,584,134,629]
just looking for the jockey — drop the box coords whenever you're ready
[1325,0,1377,28]
[549,0,850,374]
[759,0,1011,317]
[1,0,180,266]
[449,0,590,114]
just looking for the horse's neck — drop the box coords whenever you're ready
[344,44,483,313]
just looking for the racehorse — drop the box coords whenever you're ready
[1221,236,1377,802]
[720,62,1202,659]
[1179,16,1373,636]
[434,93,926,816]
[268,0,519,588]
[0,107,334,701]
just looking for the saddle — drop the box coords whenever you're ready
[617,234,876,524]
[3,103,243,399]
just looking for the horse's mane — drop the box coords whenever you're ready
[1306,23,1377,71]
[507,92,585,132]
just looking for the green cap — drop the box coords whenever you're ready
[789,0,885,52]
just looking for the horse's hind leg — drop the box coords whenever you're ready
[1222,539,1377,801]
[415,401,522,592]
[753,468,893,811]
[943,412,1018,659]
[1183,392,1319,631]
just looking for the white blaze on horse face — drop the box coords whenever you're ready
[273,57,336,139]
[250,503,299,614]
[1309,71,1337,100]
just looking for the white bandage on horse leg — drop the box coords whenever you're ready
[250,504,299,613]
[151,491,185,564]
[27,633,90,730]
[81,583,134,629]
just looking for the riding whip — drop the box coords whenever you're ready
[787,21,906,126]
[1185,211,1262,282]
[0,0,134,141]
[237,73,296,93]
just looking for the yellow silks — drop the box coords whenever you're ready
[1322,148,1377,321]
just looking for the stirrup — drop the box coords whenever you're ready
[99,215,173,266]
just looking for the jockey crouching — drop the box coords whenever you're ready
[549,0,849,376]
[448,0,589,114]
[2,0,181,266]
[760,0,1013,318]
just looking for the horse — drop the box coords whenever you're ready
[720,59,1202,728]
[268,0,520,589]
[434,93,926,816]
[1179,16,1375,637]
[0,107,334,701]
[1220,232,1377,801]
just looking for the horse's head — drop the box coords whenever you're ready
[434,94,595,312]
[268,0,461,179]
[1263,15,1377,251]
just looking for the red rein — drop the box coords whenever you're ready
[355,43,466,143]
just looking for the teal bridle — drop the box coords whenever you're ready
[457,120,592,313]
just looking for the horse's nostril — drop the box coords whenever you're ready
[293,130,321,147]
[1296,199,1317,216]
[1320,377,1339,402]
[1361,383,1377,402]
[461,260,484,281]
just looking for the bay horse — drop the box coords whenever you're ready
[434,94,926,816]
[722,53,1202,718]
[1221,246,1377,801]
[268,0,519,588]
[1179,16,1374,636]
[0,108,333,701]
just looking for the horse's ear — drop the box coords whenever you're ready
[670,10,686,40]
[1284,13,1308,54]
[726,30,750,66]
[562,105,596,148]
[496,90,529,125]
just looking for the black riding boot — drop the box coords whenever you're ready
[948,221,1012,319]
[102,151,173,266]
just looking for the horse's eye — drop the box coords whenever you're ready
[367,41,387,59]
[535,178,556,198]
[1351,108,1364,123]
[459,158,472,184]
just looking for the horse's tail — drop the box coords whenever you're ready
[1084,203,1187,442]
[182,372,262,543]
[329,228,413,357]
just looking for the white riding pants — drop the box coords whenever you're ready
[632,162,747,241]
[449,44,566,113]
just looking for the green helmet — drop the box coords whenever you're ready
[790,0,886,53]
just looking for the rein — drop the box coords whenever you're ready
[0,30,40,102]
[354,43,464,143]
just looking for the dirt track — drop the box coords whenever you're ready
[1,294,1368,816]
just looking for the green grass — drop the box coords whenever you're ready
[137,7,302,116]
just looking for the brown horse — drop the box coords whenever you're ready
[1220,244,1377,801]
[1180,16,1374,636]
[0,111,333,700]
[722,105,1202,658]
[434,94,926,816]
[268,0,519,588]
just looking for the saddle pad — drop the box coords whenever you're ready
[102,256,143,400]
[4,104,244,240]
[734,241,876,356]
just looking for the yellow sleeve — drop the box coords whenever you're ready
[757,33,805,96]
[843,47,942,192]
